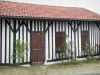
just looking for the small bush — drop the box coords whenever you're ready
[82,41,96,60]
[13,40,29,65]
[56,35,74,63]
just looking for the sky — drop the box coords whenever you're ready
[5,0,100,14]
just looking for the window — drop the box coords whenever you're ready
[81,31,89,47]
[56,32,65,49]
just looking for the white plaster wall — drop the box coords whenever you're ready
[28,20,30,62]
[10,20,14,64]
[2,19,5,63]
[6,23,9,63]
[45,21,49,61]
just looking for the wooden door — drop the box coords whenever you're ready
[32,32,44,65]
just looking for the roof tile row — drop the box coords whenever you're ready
[0,1,100,20]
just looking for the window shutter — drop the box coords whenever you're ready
[56,32,65,49]
[81,31,89,47]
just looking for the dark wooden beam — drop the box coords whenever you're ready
[0,19,2,63]
[24,20,31,32]
[15,20,22,33]
[95,22,100,30]
[5,19,14,32]
[13,20,16,64]
[30,20,32,65]
[45,21,53,33]
[5,19,7,64]
[68,21,81,32]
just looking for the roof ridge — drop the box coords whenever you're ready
[1,1,85,9]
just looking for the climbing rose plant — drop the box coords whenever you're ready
[56,35,73,63]
[82,41,96,60]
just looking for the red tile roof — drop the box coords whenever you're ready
[0,1,100,20]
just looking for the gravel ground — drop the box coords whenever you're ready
[0,60,100,75]
[71,73,100,75]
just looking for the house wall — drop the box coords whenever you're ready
[89,22,100,54]
[0,19,31,64]
[0,18,100,65]
[44,21,100,63]
[0,19,46,64]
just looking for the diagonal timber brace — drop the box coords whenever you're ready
[45,21,53,33]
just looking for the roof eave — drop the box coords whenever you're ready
[0,16,100,22]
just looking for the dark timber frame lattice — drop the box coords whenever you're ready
[0,17,100,65]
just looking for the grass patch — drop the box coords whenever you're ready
[0,60,100,75]
[55,59,100,66]
[46,59,100,71]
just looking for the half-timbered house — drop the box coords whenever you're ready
[0,1,100,65]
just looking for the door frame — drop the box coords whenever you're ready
[31,31,45,65]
